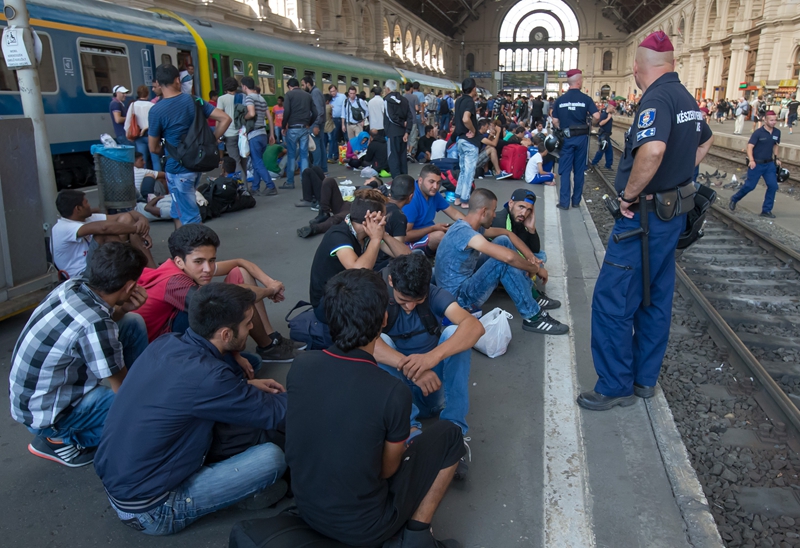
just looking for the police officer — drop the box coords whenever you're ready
[578,31,714,411]
[590,100,616,170]
[729,110,781,218]
[551,69,600,209]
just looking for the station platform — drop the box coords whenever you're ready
[0,165,718,547]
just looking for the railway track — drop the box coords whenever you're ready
[584,150,800,545]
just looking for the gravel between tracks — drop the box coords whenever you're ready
[582,171,800,548]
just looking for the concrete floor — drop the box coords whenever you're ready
[0,163,694,547]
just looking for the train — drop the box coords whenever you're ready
[0,0,459,189]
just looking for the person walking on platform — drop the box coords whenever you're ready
[578,31,714,411]
[733,97,748,135]
[281,78,316,190]
[551,69,599,209]
[729,110,782,218]
[591,100,616,169]
[383,79,410,178]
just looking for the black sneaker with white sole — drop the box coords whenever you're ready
[454,437,471,481]
[522,311,569,335]
[534,289,561,310]
[28,437,96,467]
[256,339,300,362]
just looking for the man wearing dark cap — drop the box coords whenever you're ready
[590,100,616,170]
[551,69,599,210]
[728,109,781,218]
[579,31,714,411]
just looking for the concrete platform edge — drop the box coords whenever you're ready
[577,197,724,548]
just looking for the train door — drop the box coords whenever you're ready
[153,45,178,70]
[210,54,222,92]
[220,55,232,82]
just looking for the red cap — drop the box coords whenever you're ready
[566,69,582,78]
[765,110,776,116]
[639,31,674,52]
[700,107,709,114]
[608,100,617,107]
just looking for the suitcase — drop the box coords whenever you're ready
[500,144,527,180]
[229,513,354,548]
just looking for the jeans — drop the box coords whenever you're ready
[118,312,150,368]
[439,114,451,132]
[731,161,778,214]
[166,172,201,224]
[134,136,151,169]
[456,139,479,203]
[247,134,275,192]
[378,325,471,435]
[454,235,540,319]
[274,126,282,143]
[311,132,327,173]
[284,128,310,185]
[28,384,115,447]
[325,131,335,160]
[329,118,343,159]
[120,442,286,535]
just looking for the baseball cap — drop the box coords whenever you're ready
[510,188,537,205]
[112,85,129,94]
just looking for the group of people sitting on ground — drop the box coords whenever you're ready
[9,160,568,547]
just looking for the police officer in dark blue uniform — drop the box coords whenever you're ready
[578,31,714,411]
[590,100,616,169]
[551,69,600,209]
[729,109,782,218]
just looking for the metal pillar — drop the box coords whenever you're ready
[3,0,58,233]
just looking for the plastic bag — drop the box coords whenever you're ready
[473,307,513,358]
[308,134,317,152]
[238,127,250,158]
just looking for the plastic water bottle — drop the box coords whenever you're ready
[100,133,118,148]
[731,174,737,186]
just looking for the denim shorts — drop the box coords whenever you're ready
[166,172,201,225]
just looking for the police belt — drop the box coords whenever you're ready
[563,125,590,138]
[754,158,774,165]
[628,181,696,221]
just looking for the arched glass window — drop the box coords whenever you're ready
[499,0,579,42]
[439,47,444,72]
[466,53,475,71]
[405,30,413,62]
[602,51,612,71]
[393,25,402,58]
[383,19,391,55]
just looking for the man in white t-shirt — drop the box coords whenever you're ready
[430,138,447,160]
[367,87,385,139]
[133,152,166,198]
[524,144,555,185]
[52,190,156,278]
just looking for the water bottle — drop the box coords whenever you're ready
[100,133,119,148]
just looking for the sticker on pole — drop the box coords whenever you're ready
[2,26,32,68]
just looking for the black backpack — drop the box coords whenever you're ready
[201,177,238,218]
[380,268,441,340]
[164,98,219,173]
[438,97,450,115]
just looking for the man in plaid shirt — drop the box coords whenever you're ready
[8,242,150,467]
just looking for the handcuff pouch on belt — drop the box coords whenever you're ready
[653,182,696,221]
[566,125,590,137]
[677,183,717,250]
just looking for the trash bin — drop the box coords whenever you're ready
[91,144,136,212]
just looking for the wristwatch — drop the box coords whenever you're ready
[618,190,636,204]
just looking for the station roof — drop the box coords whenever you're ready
[598,0,675,33]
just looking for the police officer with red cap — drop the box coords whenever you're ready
[729,109,781,218]
[551,69,600,209]
[578,31,714,411]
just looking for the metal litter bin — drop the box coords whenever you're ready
[91,144,136,212]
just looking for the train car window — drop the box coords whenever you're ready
[0,33,57,93]
[161,53,173,65]
[322,73,332,87]
[78,40,131,95]
[221,55,231,82]
[337,75,346,93]
[362,78,370,93]
[350,77,358,89]
[373,80,380,88]
[283,66,296,91]
[233,59,244,83]
[304,70,315,83]
[258,64,276,95]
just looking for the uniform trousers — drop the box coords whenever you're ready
[558,135,589,207]
[591,135,613,168]
[731,161,778,214]
[590,210,684,397]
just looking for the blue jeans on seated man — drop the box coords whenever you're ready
[377,325,470,435]
[452,235,540,320]
[116,441,286,535]
[26,312,149,447]
[284,128,310,186]
[166,172,201,225]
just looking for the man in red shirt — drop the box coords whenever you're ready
[136,224,302,362]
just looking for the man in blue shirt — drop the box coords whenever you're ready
[327,84,346,161]
[110,85,129,145]
[552,69,600,209]
[402,164,464,253]
[95,283,288,536]
[439,90,454,133]
[591,100,616,169]
[148,64,231,226]
[729,110,782,218]
[374,254,484,479]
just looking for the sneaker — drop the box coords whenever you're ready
[728,200,737,211]
[496,170,513,180]
[760,211,776,218]
[327,158,337,164]
[535,289,561,310]
[454,437,471,481]
[297,225,315,238]
[256,339,299,362]
[269,331,307,351]
[28,437,96,468]
[279,183,295,190]
[260,187,278,196]
[522,311,569,335]
[295,200,315,207]
[310,211,330,224]
[235,479,288,510]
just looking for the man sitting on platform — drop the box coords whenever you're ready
[95,283,288,536]
[375,254,484,480]
[9,242,149,467]
[435,188,569,335]
[403,164,465,254]
[374,175,415,270]
[135,224,301,362]
[286,268,465,548]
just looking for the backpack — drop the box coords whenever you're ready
[426,94,437,112]
[380,268,441,340]
[200,176,239,218]
[741,102,750,115]
[349,99,365,122]
[438,96,451,115]
[164,97,219,173]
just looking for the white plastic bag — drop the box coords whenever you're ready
[238,127,250,158]
[308,134,317,152]
[473,307,513,358]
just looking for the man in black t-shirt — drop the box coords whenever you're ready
[453,78,482,209]
[375,175,415,271]
[787,94,799,134]
[416,125,437,163]
[286,269,465,548]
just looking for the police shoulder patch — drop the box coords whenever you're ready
[638,108,656,128]
[636,128,656,141]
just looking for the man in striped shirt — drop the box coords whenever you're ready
[8,243,150,467]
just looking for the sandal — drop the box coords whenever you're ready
[460,202,470,209]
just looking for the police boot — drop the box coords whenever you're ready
[576,391,637,411]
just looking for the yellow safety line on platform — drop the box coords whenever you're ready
[149,9,211,98]
[0,14,167,45]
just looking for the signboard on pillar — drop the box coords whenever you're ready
[2,27,32,68]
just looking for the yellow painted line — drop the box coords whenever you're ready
[150,9,211,97]
[0,14,167,45]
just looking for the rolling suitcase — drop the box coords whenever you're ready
[500,144,527,180]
